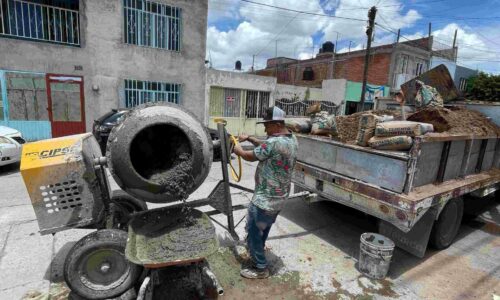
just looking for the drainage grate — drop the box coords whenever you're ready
[39,181,84,214]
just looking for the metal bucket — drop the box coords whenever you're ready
[358,233,395,279]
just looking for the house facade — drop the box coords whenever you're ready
[256,37,454,95]
[0,0,208,140]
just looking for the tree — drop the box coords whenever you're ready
[466,72,500,101]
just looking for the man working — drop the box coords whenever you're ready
[232,106,298,279]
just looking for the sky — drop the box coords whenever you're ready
[206,0,500,74]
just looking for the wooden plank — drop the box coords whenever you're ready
[419,133,498,142]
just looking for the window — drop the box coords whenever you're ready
[303,67,314,81]
[415,60,426,76]
[459,78,467,91]
[245,90,270,118]
[0,0,80,45]
[399,55,409,74]
[124,79,181,108]
[123,0,181,51]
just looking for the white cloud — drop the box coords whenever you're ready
[432,23,500,74]
[207,0,500,74]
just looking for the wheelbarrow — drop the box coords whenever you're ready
[126,206,223,300]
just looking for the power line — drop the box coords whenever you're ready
[254,12,300,57]
[239,0,367,22]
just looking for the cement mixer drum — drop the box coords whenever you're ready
[106,103,213,203]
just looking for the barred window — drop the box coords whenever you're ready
[123,0,181,51]
[124,79,180,108]
[0,0,80,46]
[245,90,270,118]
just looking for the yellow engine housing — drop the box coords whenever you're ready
[20,133,106,235]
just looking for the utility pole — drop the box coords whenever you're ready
[452,29,458,62]
[275,40,278,78]
[428,22,432,37]
[396,29,400,43]
[252,55,255,73]
[359,6,377,113]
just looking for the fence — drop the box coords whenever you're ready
[0,0,80,45]
[275,98,342,116]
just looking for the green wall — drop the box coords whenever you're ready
[345,81,389,102]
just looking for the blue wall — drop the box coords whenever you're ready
[0,70,52,141]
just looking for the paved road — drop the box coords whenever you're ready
[0,160,499,299]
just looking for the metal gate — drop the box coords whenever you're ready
[46,74,85,137]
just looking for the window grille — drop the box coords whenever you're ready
[245,90,270,118]
[123,0,181,51]
[124,79,180,108]
[0,0,80,45]
[275,99,341,116]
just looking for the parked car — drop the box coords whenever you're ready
[0,126,26,144]
[0,135,22,167]
[93,109,130,154]
[93,109,221,160]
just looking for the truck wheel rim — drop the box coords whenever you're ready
[79,248,130,291]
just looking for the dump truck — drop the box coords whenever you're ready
[292,132,500,257]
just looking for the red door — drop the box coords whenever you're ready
[46,74,86,137]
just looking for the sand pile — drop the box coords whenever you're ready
[335,110,401,143]
[407,106,500,136]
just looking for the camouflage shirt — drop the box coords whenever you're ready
[252,134,298,212]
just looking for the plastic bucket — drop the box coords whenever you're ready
[358,233,395,279]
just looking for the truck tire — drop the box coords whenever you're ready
[430,197,464,249]
[64,229,142,299]
[111,190,148,230]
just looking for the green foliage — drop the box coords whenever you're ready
[466,72,500,101]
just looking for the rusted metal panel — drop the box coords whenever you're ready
[443,140,466,181]
[413,142,443,187]
[400,64,459,103]
[295,135,409,193]
[378,208,437,258]
[480,138,496,171]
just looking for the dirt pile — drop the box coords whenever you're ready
[407,106,500,136]
[335,110,401,143]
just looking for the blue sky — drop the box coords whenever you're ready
[206,0,500,74]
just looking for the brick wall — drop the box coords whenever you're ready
[334,52,392,86]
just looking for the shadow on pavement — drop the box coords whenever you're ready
[276,195,499,280]
[0,162,20,175]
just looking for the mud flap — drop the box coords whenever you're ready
[378,208,438,258]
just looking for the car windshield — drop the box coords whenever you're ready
[104,112,126,124]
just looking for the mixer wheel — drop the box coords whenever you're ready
[64,229,142,299]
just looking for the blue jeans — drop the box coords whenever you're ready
[246,202,279,269]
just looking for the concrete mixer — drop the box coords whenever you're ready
[19,103,248,299]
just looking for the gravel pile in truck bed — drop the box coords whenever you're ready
[334,110,402,143]
[407,106,500,136]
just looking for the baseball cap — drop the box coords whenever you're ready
[257,106,286,124]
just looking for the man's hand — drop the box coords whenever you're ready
[238,134,249,143]
[233,143,258,162]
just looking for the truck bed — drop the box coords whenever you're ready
[292,133,500,233]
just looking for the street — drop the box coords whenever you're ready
[0,160,498,300]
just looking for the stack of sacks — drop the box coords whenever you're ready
[285,102,338,138]
[310,111,338,137]
[285,118,312,133]
[356,113,394,147]
[368,121,434,150]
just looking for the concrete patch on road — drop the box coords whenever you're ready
[0,222,53,299]
[399,250,500,300]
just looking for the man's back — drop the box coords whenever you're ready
[252,134,298,212]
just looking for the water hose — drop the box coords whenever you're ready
[228,135,242,182]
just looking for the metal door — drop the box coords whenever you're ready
[46,74,85,137]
